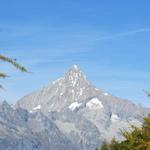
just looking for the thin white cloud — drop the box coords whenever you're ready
[96,27,150,40]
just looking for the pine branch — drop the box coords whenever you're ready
[0,55,28,72]
[0,72,8,78]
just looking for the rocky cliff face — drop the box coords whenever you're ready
[0,65,149,150]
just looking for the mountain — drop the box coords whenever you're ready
[16,65,100,113]
[0,65,149,150]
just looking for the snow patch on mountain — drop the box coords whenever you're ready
[69,102,82,111]
[52,77,63,84]
[86,98,103,109]
[79,88,83,95]
[111,114,120,122]
[103,93,108,96]
[95,88,100,91]
[33,105,41,110]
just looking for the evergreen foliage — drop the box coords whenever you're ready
[101,141,109,150]
[0,54,28,89]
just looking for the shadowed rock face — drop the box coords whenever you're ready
[0,65,150,150]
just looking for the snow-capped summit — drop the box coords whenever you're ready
[16,65,101,112]
[65,65,87,82]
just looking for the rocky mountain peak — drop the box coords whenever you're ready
[16,65,99,112]
[64,65,88,86]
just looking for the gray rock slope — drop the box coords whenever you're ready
[1,65,149,150]
[0,101,77,150]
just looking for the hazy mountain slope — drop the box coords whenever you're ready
[0,101,77,150]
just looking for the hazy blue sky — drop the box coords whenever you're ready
[0,0,150,106]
